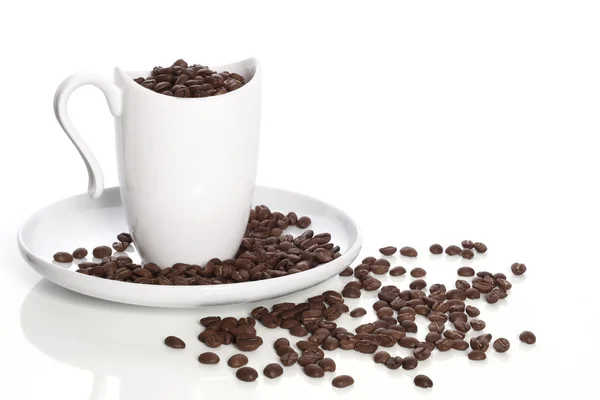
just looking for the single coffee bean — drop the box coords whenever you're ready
[414,374,433,389]
[92,246,112,259]
[410,267,426,277]
[465,305,480,317]
[519,331,536,344]
[457,266,475,277]
[389,266,407,276]
[379,246,397,256]
[374,351,391,364]
[511,262,527,276]
[362,276,381,291]
[350,307,367,318]
[444,329,465,340]
[399,336,420,348]
[236,367,258,382]
[274,338,290,349]
[401,356,418,370]
[117,232,133,243]
[236,334,263,351]
[485,290,501,304]
[339,266,353,276]
[446,289,467,300]
[200,316,221,327]
[461,240,474,249]
[400,246,418,257]
[497,278,512,291]
[428,322,445,333]
[164,336,185,349]
[470,319,486,331]
[468,350,487,361]
[296,216,312,228]
[385,356,403,369]
[263,363,283,379]
[371,264,389,275]
[435,338,454,352]
[489,338,511,354]
[470,335,491,352]
[409,279,427,290]
[322,337,339,351]
[445,245,461,255]
[304,363,325,378]
[429,244,443,254]
[280,351,299,366]
[319,358,336,372]
[112,242,129,252]
[461,249,475,259]
[473,242,487,253]
[465,288,480,299]
[53,252,73,263]
[332,375,354,388]
[455,279,471,291]
[452,339,470,351]
[72,248,88,259]
[414,346,432,361]
[198,352,220,364]
[290,325,309,337]
[362,256,376,265]
[227,354,249,368]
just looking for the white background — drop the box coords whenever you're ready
[0,0,598,398]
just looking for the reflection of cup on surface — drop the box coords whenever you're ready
[54,58,262,266]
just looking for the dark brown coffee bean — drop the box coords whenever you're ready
[339,266,353,276]
[461,240,474,249]
[322,337,339,351]
[376,307,394,319]
[319,358,336,372]
[200,316,221,327]
[399,337,419,348]
[304,363,325,378]
[435,338,454,352]
[296,216,312,228]
[497,278,512,291]
[228,72,245,84]
[263,363,283,379]
[198,352,220,364]
[154,81,172,92]
[204,332,224,348]
[446,289,467,300]
[429,243,443,254]
[72,248,88,259]
[374,351,391,364]
[402,356,418,370]
[468,350,487,361]
[227,354,248,368]
[361,256,376,265]
[296,341,318,351]
[444,329,465,340]
[400,246,418,257]
[273,338,290,350]
[350,307,366,317]
[280,351,299,366]
[92,246,112,258]
[414,374,433,389]
[379,246,397,256]
[132,267,152,278]
[53,252,73,263]
[428,311,448,324]
[112,242,128,252]
[511,262,527,276]
[141,79,156,89]
[410,267,426,277]
[470,335,491,352]
[290,325,309,337]
[389,266,407,276]
[473,242,487,253]
[455,279,471,291]
[362,276,381,291]
[428,322,445,333]
[454,320,471,333]
[519,331,536,344]
[470,319,486,331]
[466,305,480,317]
[465,288,480,299]
[370,264,389,275]
[461,249,475,259]
[445,245,461,255]
[485,290,501,304]
[164,336,185,349]
[117,232,133,243]
[409,279,427,290]
[339,337,358,350]
[236,367,258,382]
[376,355,399,370]
[332,375,354,388]
[457,266,475,277]
[236,334,263,351]
[494,338,510,352]
[473,281,494,293]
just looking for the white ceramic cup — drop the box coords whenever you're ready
[54,58,262,266]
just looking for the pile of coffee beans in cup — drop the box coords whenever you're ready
[159,241,535,389]
[133,59,246,98]
[53,205,340,285]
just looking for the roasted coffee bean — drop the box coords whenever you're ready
[164,336,185,349]
[92,246,112,258]
[236,334,263,351]
[497,278,512,291]
[263,363,283,379]
[374,351,391,364]
[379,246,397,256]
[296,216,312,228]
[400,320,417,334]
[446,289,467,300]
[428,311,448,324]
[112,242,129,252]
[296,341,318,351]
[362,276,381,291]
[428,322,445,333]
[455,280,470,291]
[429,243,443,254]
[511,262,527,276]
[444,329,465,340]
[400,246,418,257]
[465,288,480,299]
[304,363,325,378]
[339,266,353,276]
[445,245,461,255]
[494,338,510,352]
[410,267,426,277]
[461,249,474,259]
[414,374,433,388]
[198,352,220,364]
[461,240,474,249]
[435,338,454,352]
[454,320,471,333]
[376,307,394,319]
[332,375,354,388]
[72,248,88,259]
[465,305,480,317]
[390,266,407,276]
[236,367,258,382]
[339,337,357,350]
[457,266,475,277]
[468,350,487,361]
[274,338,290,350]
[200,316,221,327]
[371,264,389,275]
[342,286,361,298]
[53,252,73,263]
[473,281,494,293]
[350,307,367,317]
[473,242,487,253]
[322,337,339,351]
[399,337,420,349]
[452,339,470,351]
[354,268,370,279]
[290,325,309,337]
[470,335,491,352]
[470,319,486,331]
[319,358,336,372]
[402,356,418,370]
[410,279,427,290]
[384,356,403,370]
[227,354,248,368]
[519,331,536,344]
[426,332,442,343]
[362,256,376,265]
[280,351,299,366]
[373,258,391,268]
[485,290,501,304]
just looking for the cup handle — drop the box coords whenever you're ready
[54,72,122,199]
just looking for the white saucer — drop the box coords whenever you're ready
[17,186,362,307]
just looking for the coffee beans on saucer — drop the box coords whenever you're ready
[134,59,246,98]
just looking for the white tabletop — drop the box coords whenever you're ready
[1,1,598,398]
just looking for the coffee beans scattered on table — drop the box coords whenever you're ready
[53,252,73,263]
[72,248,88,259]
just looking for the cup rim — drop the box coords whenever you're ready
[114,57,260,101]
